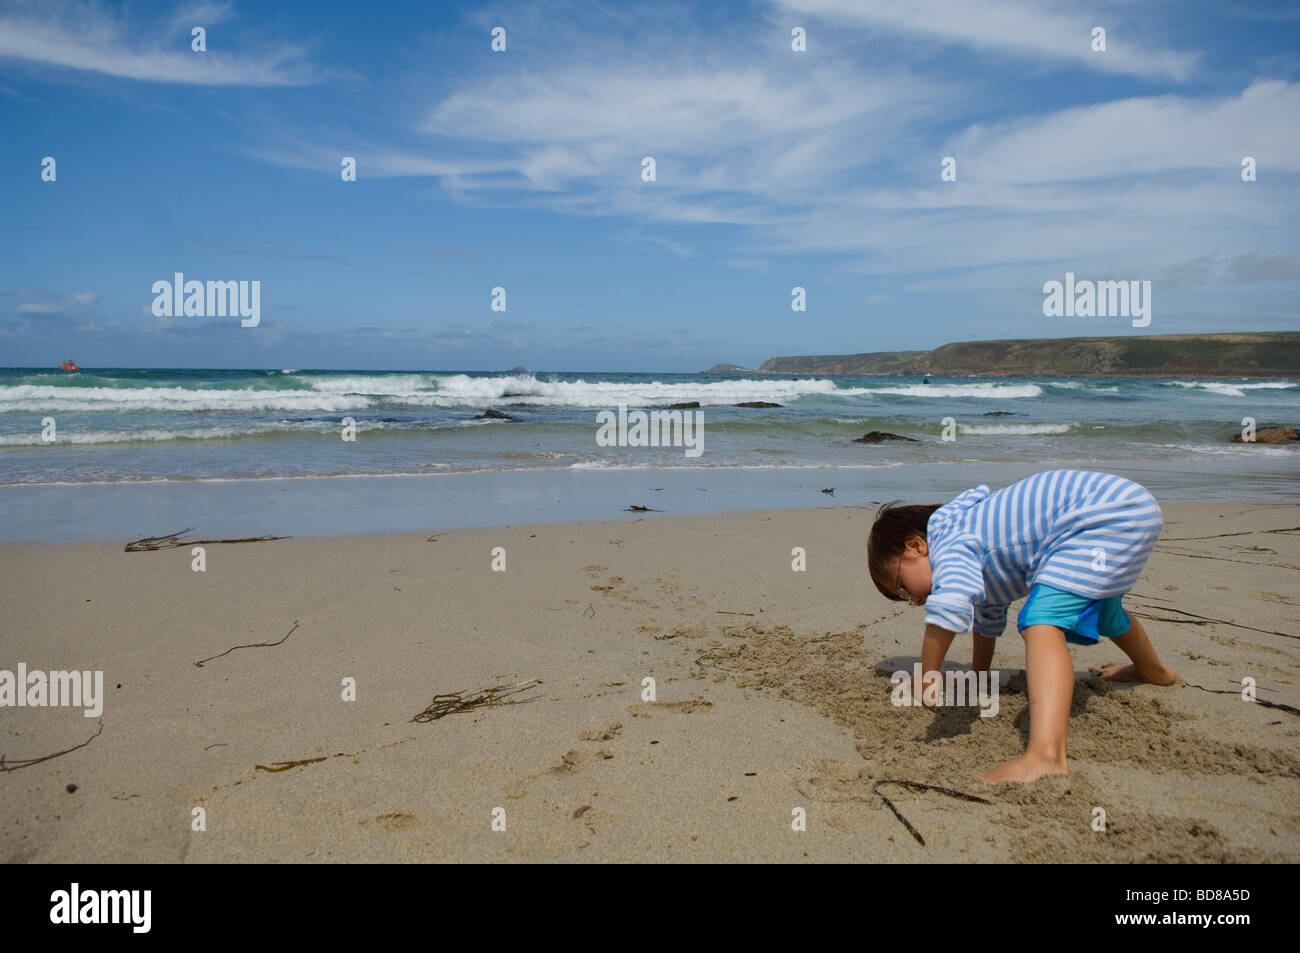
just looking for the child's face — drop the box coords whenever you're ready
[894,535,932,605]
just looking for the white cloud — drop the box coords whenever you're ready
[12,290,99,315]
[620,230,693,257]
[255,56,950,228]
[239,2,1294,283]
[946,80,1300,183]
[773,0,1199,80]
[0,1,316,86]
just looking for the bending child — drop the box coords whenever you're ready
[867,469,1176,784]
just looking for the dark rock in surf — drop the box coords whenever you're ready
[736,401,781,408]
[854,431,916,444]
[478,408,521,421]
[1230,425,1298,444]
[667,401,701,409]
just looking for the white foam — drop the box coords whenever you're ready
[417,373,843,407]
[0,384,368,413]
[0,421,347,445]
[844,383,1043,399]
[1164,380,1297,398]
[300,374,434,395]
[1151,443,1297,456]
[959,422,1075,435]
[0,373,851,412]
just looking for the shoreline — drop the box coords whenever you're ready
[2,457,1298,544]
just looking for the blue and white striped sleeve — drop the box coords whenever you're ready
[923,533,988,635]
[972,602,1008,638]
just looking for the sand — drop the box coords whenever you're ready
[1,501,1297,863]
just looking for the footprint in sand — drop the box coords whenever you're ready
[552,747,616,775]
[569,804,615,837]
[578,722,623,742]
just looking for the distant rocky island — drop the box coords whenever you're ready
[704,331,1299,378]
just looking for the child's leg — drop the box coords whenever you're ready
[1102,613,1176,685]
[972,633,995,673]
[981,624,1072,784]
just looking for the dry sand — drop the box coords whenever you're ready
[1,501,1297,862]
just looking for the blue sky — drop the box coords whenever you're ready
[1,0,1298,371]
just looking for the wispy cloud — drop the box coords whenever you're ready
[258,57,952,229]
[0,0,317,86]
[8,289,100,314]
[619,230,693,257]
[773,0,1199,80]
[732,80,1300,271]
[943,80,1300,183]
[248,23,1294,279]
[420,64,944,208]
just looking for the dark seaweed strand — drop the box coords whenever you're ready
[194,621,300,668]
[0,718,105,773]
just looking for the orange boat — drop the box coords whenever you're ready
[60,359,79,371]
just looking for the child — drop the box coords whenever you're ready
[867,469,1176,784]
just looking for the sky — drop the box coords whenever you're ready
[1,0,1298,372]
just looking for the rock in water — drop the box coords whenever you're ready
[478,408,520,421]
[854,431,916,444]
[1230,425,1298,444]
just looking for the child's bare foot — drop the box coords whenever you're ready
[979,753,1068,785]
[1101,662,1176,685]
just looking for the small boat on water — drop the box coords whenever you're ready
[60,359,79,371]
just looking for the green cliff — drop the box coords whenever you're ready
[724,332,1298,377]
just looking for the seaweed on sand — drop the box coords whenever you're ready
[412,679,543,723]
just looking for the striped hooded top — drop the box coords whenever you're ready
[922,469,1164,637]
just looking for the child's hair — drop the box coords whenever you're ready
[867,500,944,601]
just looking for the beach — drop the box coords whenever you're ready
[2,499,1297,863]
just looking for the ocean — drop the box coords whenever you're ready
[1,367,1295,541]
[2,367,1297,483]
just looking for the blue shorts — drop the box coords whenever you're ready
[1016,583,1132,646]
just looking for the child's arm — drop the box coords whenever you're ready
[914,623,956,705]
[971,603,1006,673]
[917,533,987,700]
